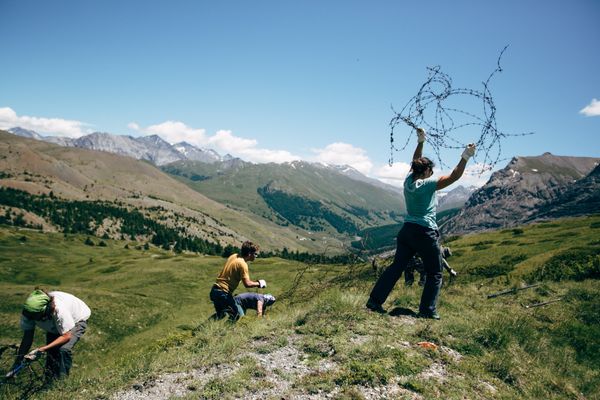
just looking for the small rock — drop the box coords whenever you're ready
[132,383,143,392]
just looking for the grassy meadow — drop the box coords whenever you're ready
[0,214,599,399]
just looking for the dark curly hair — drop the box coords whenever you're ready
[411,157,435,176]
[241,241,260,257]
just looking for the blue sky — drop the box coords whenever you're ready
[1,0,598,187]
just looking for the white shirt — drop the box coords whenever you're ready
[20,291,91,335]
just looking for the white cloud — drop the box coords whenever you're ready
[132,122,299,163]
[0,107,89,137]
[373,162,412,187]
[311,142,373,175]
[132,120,207,146]
[206,130,298,163]
[207,130,257,153]
[240,147,299,163]
[579,98,600,117]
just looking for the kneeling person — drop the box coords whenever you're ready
[235,293,276,317]
[210,241,266,321]
[15,288,91,380]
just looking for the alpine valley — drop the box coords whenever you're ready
[2,128,599,255]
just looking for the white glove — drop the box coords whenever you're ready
[258,279,267,288]
[24,349,40,361]
[461,144,476,161]
[416,127,426,143]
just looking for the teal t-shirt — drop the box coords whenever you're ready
[403,172,438,230]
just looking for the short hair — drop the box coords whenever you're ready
[411,157,435,176]
[241,241,260,257]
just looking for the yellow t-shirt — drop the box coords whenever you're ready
[215,254,250,293]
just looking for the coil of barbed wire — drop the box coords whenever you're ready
[389,46,532,172]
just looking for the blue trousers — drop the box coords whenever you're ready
[369,222,443,314]
[210,286,243,321]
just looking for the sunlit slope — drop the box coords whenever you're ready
[0,214,598,399]
[0,131,327,252]
[163,160,405,235]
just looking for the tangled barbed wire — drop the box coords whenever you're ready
[389,46,532,171]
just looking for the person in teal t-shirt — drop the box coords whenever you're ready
[366,127,475,319]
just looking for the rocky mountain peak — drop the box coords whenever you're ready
[173,141,221,164]
[442,154,600,234]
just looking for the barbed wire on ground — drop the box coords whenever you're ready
[0,344,48,399]
[278,244,368,302]
[389,45,533,172]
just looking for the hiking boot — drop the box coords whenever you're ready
[366,299,387,314]
[417,311,441,320]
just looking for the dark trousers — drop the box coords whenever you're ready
[210,286,242,321]
[369,222,443,314]
[45,320,87,379]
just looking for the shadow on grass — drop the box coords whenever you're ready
[388,307,417,317]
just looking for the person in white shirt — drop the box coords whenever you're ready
[15,288,91,379]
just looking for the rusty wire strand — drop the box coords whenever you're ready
[389,46,532,171]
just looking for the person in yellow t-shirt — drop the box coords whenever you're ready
[209,241,266,321]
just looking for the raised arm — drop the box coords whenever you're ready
[436,144,476,190]
[412,127,426,161]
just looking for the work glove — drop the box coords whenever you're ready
[416,127,426,143]
[258,279,267,288]
[449,268,458,278]
[24,348,41,361]
[461,143,476,161]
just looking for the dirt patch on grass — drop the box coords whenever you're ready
[112,333,458,400]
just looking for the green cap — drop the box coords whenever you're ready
[23,289,50,313]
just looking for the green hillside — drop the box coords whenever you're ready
[1,214,599,399]
[351,208,462,253]
[162,160,404,236]
[0,131,345,254]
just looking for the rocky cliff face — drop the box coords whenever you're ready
[530,164,600,220]
[442,153,600,234]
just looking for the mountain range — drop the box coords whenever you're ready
[0,130,314,251]
[3,127,599,249]
[530,163,600,220]
[0,130,407,252]
[437,185,477,212]
[162,159,405,236]
[8,127,221,165]
[442,153,600,234]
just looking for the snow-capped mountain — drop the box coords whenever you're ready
[6,127,223,166]
[173,141,221,163]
